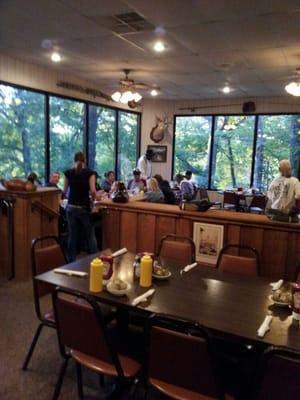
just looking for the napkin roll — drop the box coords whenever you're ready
[184,262,198,273]
[112,248,128,258]
[257,315,273,338]
[132,288,155,306]
[54,268,87,277]
[270,279,283,291]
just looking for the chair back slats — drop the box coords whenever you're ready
[149,326,218,398]
[249,195,267,210]
[157,234,196,265]
[216,244,260,276]
[199,188,209,200]
[218,254,257,276]
[55,296,113,363]
[223,191,238,206]
[253,347,300,400]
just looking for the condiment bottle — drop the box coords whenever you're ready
[89,258,103,292]
[140,254,153,287]
[100,255,113,280]
[291,283,300,320]
[133,255,141,279]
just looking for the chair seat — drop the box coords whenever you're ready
[150,378,231,400]
[71,349,141,378]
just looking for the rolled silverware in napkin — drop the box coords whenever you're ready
[112,248,128,258]
[132,289,155,306]
[270,279,283,291]
[180,262,198,274]
[257,315,273,338]
[54,268,87,277]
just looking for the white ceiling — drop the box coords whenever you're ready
[1,0,300,99]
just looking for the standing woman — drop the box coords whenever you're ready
[63,151,98,261]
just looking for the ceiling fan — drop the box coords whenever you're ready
[111,69,160,108]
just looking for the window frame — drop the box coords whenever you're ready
[173,112,300,190]
[0,79,141,181]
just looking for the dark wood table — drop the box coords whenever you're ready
[35,251,300,351]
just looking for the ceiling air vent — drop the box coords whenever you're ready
[93,12,154,35]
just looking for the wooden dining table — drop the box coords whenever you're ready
[35,251,300,351]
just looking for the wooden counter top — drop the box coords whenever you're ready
[0,186,61,199]
[96,199,300,232]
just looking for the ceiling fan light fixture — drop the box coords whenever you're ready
[120,90,134,104]
[285,82,300,96]
[51,52,61,63]
[222,85,231,94]
[132,92,142,102]
[111,91,122,102]
[150,89,159,96]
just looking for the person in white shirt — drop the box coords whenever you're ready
[137,148,153,179]
[267,159,300,214]
[180,171,195,201]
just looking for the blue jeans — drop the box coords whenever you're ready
[66,205,98,262]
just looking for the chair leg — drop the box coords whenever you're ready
[76,362,84,399]
[22,323,44,370]
[52,358,69,400]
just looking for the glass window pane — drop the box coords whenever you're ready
[211,115,255,190]
[0,84,45,181]
[50,96,85,180]
[88,105,116,180]
[118,111,139,182]
[254,115,300,191]
[174,116,212,186]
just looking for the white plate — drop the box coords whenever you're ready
[152,271,172,280]
[268,295,290,308]
[106,281,131,296]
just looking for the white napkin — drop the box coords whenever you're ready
[182,262,198,273]
[54,268,87,277]
[270,279,283,291]
[112,248,128,258]
[257,315,273,338]
[132,289,155,306]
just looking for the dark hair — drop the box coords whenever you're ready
[185,170,192,177]
[153,174,163,184]
[146,148,154,158]
[27,172,38,183]
[104,170,114,178]
[74,151,85,173]
[133,168,141,176]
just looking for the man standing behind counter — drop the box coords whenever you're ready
[268,159,300,214]
[137,148,153,179]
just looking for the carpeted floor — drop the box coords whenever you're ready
[0,279,159,400]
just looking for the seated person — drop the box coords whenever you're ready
[27,172,41,186]
[92,171,101,191]
[101,170,115,193]
[185,170,198,192]
[267,159,300,214]
[127,168,146,193]
[144,178,164,203]
[45,171,60,188]
[154,174,176,205]
[172,173,184,189]
[180,171,196,200]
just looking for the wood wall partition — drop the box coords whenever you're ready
[98,200,300,280]
[0,188,61,280]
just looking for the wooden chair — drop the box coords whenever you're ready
[223,192,239,211]
[145,314,227,400]
[216,244,260,276]
[247,195,268,214]
[199,187,222,208]
[157,234,196,265]
[52,287,141,399]
[22,235,67,371]
[250,346,300,400]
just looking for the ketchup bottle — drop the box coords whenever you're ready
[100,255,113,281]
[291,283,300,320]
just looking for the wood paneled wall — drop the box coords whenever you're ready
[99,201,300,280]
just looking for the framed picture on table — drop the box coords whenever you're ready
[193,222,224,265]
[147,145,167,162]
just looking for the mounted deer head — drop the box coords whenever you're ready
[150,113,170,143]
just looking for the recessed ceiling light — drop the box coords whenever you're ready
[51,52,61,63]
[153,41,165,52]
[150,89,159,96]
[222,85,231,94]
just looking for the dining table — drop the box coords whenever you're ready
[35,250,300,351]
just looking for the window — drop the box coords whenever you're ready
[174,116,212,187]
[211,116,255,190]
[254,115,300,191]
[117,111,139,182]
[0,84,45,181]
[49,96,85,179]
[88,105,116,180]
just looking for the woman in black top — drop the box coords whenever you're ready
[63,151,98,262]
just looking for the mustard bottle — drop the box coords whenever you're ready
[140,254,153,287]
[89,258,103,292]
